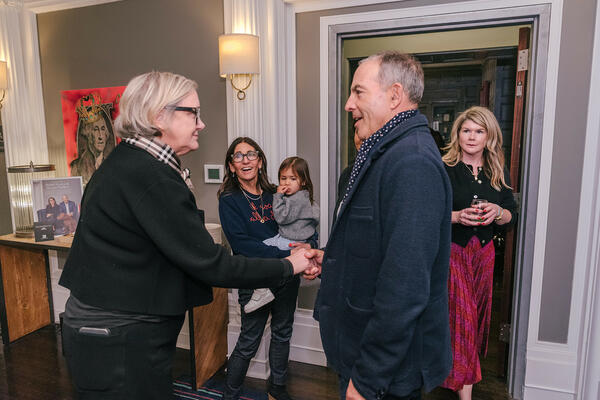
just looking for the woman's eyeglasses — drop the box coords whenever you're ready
[231,151,259,163]
[167,106,201,125]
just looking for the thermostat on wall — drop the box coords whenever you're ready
[204,164,224,184]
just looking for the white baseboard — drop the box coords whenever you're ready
[523,385,576,400]
[289,308,326,366]
[524,345,578,399]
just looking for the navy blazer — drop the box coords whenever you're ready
[59,200,79,221]
[314,112,452,399]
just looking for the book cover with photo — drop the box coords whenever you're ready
[32,177,83,237]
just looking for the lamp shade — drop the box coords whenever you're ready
[0,61,7,90]
[218,34,260,77]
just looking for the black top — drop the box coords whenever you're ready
[59,142,292,317]
[445,162,517,247]
[331,162,353,228]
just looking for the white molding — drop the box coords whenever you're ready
[285,0,405,13]
[24,0,122,14]
[524,344,578,395]
[222,0,297,181]
[315,0,564,397]
[523,386,575,400]
[525,0,563,352]
[574,0,600,397]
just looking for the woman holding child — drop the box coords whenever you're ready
[218,137,318,400]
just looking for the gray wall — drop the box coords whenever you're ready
[37,0,227,223]
[296,0,596,342]
[538,0,596,342]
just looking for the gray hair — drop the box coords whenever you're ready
[114,71,198,139]
[360,51,424,104]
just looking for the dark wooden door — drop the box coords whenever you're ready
[497,26,530,377]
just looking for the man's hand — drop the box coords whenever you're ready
[346,379,366,400]
[285,249,316,275]
[302,249,323,280]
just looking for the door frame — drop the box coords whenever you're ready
[315,1,561,398]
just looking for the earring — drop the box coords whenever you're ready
[258,168,261,175]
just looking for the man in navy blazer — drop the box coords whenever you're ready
[58,194,79,234]
[305,51,452,400]
[59,194,79,220]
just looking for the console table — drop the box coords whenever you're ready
[0,233,227,390]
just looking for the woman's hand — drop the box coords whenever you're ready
[479,202,501,226]
[289,242,311,253]
[453,208,483,226]
[285,248,316,275]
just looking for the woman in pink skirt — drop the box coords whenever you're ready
[441,106,516,400]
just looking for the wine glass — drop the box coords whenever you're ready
[471,198,487,221]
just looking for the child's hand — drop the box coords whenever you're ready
[277,185,288,194]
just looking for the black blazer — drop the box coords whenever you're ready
[60,143,291,316]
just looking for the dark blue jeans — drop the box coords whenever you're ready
[338,375,422,400]
[226,276,300,393]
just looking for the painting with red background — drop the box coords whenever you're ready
[60,86,125,181]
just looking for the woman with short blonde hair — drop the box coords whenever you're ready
[59,71,313,400]
[114,71,197,139]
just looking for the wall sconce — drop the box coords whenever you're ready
[0,61,7,110]
[218,34,259,100]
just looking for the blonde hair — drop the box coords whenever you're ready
[114,71,198,139]
[442,106,511,191]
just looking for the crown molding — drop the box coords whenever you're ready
[24,0,122,14]
[284,0,406,13]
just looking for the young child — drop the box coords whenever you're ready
[244,156,320,313]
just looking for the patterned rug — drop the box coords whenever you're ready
[173,376,268,400]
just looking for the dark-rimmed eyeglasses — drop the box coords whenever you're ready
[167,106,202,125]
[231,151,259,163]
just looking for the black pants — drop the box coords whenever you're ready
[61,316,184,400]
[338,376,422,400]
[226,276,300,394]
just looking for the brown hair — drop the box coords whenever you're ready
[217,137,276,198]
[278,156,315,204]
[442,106,510,191]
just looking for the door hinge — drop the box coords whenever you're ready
[499,323,511,343]
[517,49,529,72]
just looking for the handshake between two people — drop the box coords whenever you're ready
[285,243,324,280]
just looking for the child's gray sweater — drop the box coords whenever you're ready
[272,190,319,241]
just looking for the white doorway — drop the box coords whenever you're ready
[316,3,560,399]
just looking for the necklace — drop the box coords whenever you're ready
[463,161,482,181]
[242,189,265,223]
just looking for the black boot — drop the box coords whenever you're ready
[268,381,293,400]
[224,355,250,400]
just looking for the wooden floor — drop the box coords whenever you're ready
[0,323,511,400]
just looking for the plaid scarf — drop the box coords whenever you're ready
[341,109,417,206]
[124,135,194,190]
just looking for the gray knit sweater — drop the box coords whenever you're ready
[272,190,319,241]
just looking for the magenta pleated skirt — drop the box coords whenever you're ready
[441,236,495,391]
